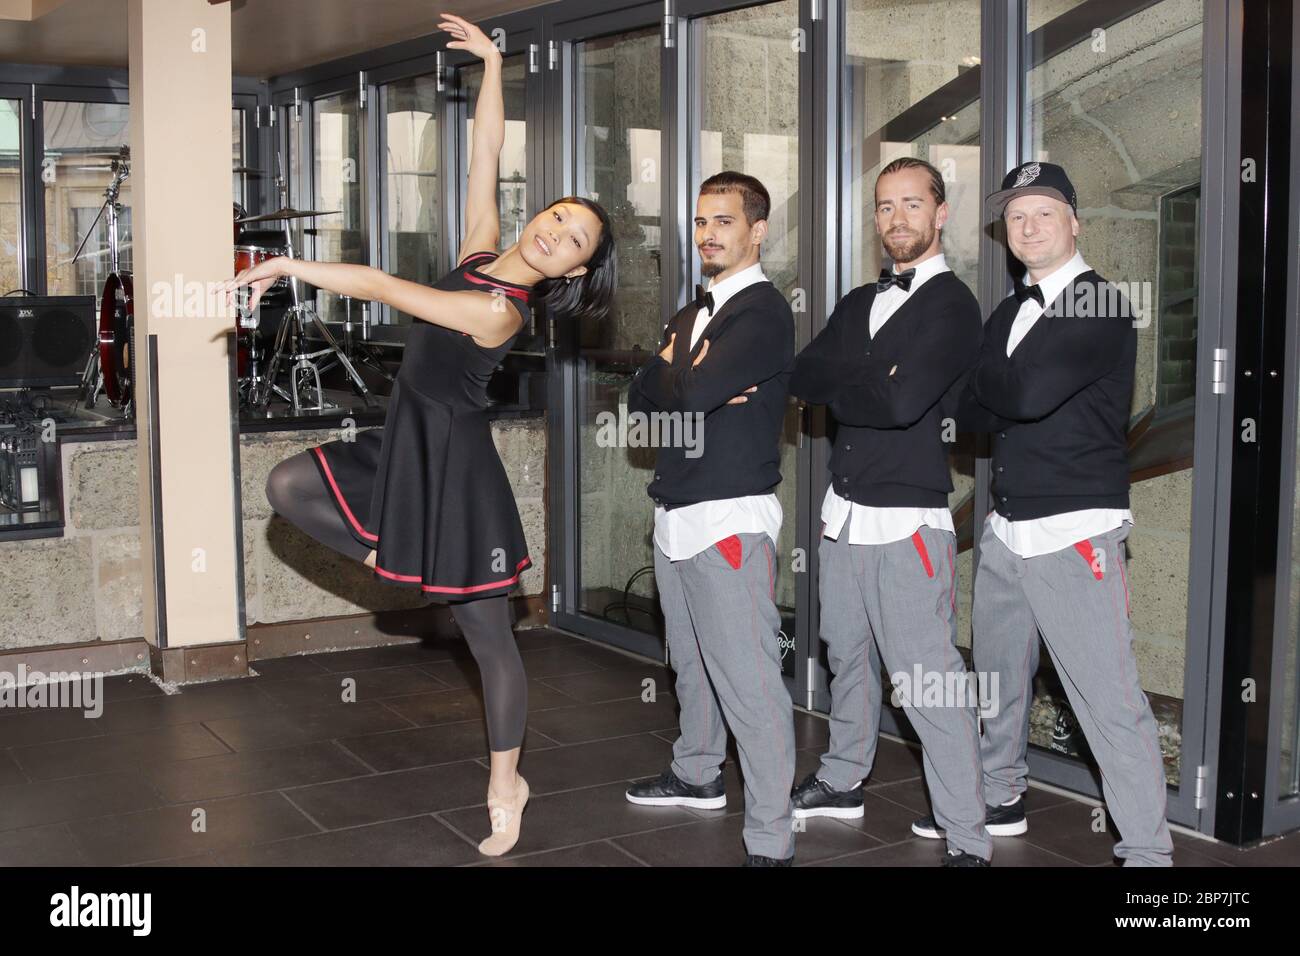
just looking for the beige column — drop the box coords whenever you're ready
[128,0,240,652]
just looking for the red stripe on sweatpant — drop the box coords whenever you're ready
[910,529,934,578]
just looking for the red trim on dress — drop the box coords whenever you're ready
[314,445,530,594]
[374,555,533,595]
[313,446,378,542]
[461,270,531,300]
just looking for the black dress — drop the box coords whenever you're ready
[310,251,533,603]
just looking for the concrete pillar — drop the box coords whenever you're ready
[128,0,242,659]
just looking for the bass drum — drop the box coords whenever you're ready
[98,271,134,408]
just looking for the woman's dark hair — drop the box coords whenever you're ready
[534,196,618,322]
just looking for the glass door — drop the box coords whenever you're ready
[549,6,668,660]
[1017,0,1220,827]
[549,0,816,698]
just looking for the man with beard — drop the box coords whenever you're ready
[788,157,990,866]
[624,171,798,866]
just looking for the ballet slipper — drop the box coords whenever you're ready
[477,775,529,857]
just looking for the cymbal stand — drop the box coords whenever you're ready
[251,214,373,415]
[314,296,395,383]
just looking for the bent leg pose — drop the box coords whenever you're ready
[231,13,617,857]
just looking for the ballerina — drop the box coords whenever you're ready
[224,12,617,857]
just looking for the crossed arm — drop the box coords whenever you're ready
[628,308,791,416]
[790,289,981,428]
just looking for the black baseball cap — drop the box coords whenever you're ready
[985,161,1078,219]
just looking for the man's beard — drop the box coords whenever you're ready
[883,226,933,265]
[700,254,727,278]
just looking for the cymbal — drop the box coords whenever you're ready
[235,206,340,224]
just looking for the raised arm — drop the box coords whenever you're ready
[223,258,524,348]
[442,14,504,265]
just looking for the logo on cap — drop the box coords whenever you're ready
[1012,163,1041,189]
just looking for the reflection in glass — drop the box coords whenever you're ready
[383,73,441,326]
[232,108,245,207]
[461,56,528,249]
[312,90,364,322]
[572,27,663,635]
[698,0,801,677]
[43,101,131,296]
[1,100,22,296]
[842,0,981,705]
[1026,0,1204,785]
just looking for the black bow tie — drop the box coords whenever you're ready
[876,268,916,293]
[694,283,715,316]
[1014,282,1045,307]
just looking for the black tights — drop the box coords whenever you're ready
[265,451,528,751]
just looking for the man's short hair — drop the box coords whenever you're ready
[877,157,946,206]
[699,171,771,225]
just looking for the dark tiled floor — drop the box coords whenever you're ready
[2,626,1299,867]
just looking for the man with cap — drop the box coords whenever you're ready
[911,161,1174,866]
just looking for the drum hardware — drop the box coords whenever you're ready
[241,154,372,415]
[73,146,134,416]
[313,295,395,384]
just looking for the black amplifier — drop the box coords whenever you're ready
[0,295,97,388]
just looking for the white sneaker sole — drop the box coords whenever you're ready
[912,818,1029,838]
[987,818,1028,837]
[793,804,865,820]
[625,793,727,810]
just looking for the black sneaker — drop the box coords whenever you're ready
[790,772,865,820]
[625,769,726,810]
[743,853,794,867]
[912,794,1029,839]
[942,849,990,867]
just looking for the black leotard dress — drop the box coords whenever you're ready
[310,251,533,603]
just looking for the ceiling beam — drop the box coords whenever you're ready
[0,0,74,21]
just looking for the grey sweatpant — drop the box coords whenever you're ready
[655,532,797,860]
[973,520,1173,866]
[816,525,992,860]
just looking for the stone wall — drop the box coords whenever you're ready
[0,418,546,649]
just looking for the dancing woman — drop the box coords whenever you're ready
[224,13,616,856]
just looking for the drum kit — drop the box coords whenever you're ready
[75,148,392,417]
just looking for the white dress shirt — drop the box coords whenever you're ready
[821,253,956,545]
[654,262,784,561]
[986,250,1134,558]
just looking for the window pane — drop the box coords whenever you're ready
[843,0,981,714]
[572,26,662,635]
[43,100,131,296]
[1026,0,1204,787]
[698,0,799,297]
[312,90,364,322]
[383,73,441,326]
[461,55,528,249]
[1,99,21,295]
[698,0,801,677]
[232,107,245,207]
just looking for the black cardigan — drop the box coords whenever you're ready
[789,271,982,508]
[627,280,795,509]
[956,268,1138,520]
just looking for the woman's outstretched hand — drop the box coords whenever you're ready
[438,12,500,63]
[222,256,290,316]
